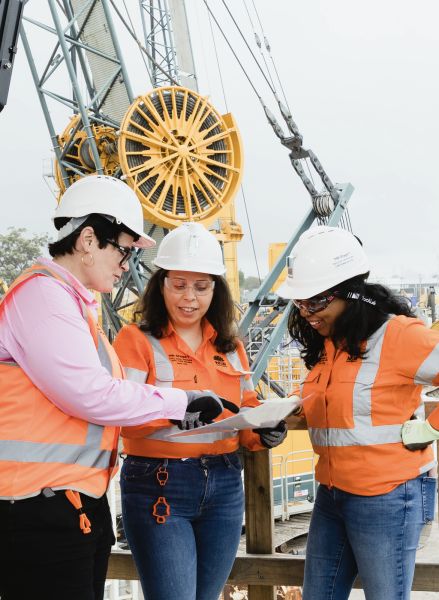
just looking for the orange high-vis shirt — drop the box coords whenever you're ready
[302,315,439,496]
[114,320,264,458]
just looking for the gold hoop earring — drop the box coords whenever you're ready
[81,252,95,267]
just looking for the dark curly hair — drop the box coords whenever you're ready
[288,273,416,369]
[134,268,238,354]
[48,213,139,257]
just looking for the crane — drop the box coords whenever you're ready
[0,0,27,112]
[18,0,353,397]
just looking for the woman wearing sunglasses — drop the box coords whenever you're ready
[113,222,287,600]
[0,176,231,600]
[278,225,439,600]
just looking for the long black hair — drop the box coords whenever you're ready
[288,273,416,369]
[134,268,238,354]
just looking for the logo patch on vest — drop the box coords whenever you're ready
[213,355,227,367]
[168,353,193,365]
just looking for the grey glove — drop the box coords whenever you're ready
[172,411,204,431]
[171,390,239,428]
[254,420,287,449]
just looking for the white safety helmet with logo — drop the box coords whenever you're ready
[277,226,369,300]
[154,222,226,275]
[53,175,155,248]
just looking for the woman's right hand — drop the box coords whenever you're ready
[173,390,239,428]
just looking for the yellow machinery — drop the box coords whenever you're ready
[54,86,243,302]
[55,115,119,192]
[118,86,242,229]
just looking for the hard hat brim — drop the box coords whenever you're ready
[133,232,156,249]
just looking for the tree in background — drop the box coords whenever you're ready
[239,269,260,292]
[0,227,50,285]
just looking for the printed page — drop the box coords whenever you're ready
[166,398,301,438]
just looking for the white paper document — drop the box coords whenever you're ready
[167,398,301,438]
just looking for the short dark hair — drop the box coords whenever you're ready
[287,273,416,369]
[134,268,238,354]
[48,213,139,257]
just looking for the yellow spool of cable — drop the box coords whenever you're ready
[118,86,243,227]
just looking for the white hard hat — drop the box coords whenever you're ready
[54,175,155,248]
[277,226,369,300]
[154,222,226,275]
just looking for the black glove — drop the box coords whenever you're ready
[254,420,287,449]
[171,390,239,429]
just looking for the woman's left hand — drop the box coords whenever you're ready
[253,420,287,448]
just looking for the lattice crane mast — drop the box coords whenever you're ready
[19,0,243,332]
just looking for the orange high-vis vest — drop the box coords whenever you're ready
[114,322,263,458]
[0,264,121,499]
[302,316,439,496]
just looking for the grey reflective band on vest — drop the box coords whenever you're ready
[124,367,148,384]
[147,335,174,386]
[309,320,407,447]
[415,343,439,385]
[226,349,254,397]
[97,336,113,375]
[0,437,111,468]
[0,268,112,472]
[147,426,236,444]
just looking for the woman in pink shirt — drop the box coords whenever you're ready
[0,175,232,600]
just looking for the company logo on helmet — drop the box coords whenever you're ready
[332,252,354,268]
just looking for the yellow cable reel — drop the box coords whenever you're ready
[118,86,243,227]
[54,115,119,193]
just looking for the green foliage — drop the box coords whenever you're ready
[0,228,51,284]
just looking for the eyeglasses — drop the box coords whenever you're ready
[292,293,337,314]
[105,239,133,266]
[164,277,215,296]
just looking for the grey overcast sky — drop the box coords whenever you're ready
[0,0,438,282]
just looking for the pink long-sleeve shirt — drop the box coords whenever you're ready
[0,258,187,426]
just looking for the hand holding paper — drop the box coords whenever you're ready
[167,397,305,438]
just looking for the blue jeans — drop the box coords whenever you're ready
[120,452,244,600]
[302,475,437,600]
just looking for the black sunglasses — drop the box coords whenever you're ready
[105,239,133,266]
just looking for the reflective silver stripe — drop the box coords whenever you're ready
[415,343,439,385]
[124,367,148,384]
[309,320,405,447]
[145,334,174,386]
[226,349,254,398]
[413,403,426,419]
[420,460,437,475]
[147,426,237,444]
[0,361,18,367]
[97,336,113,375]
[227,350,245,372]
[0,439,111,468]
